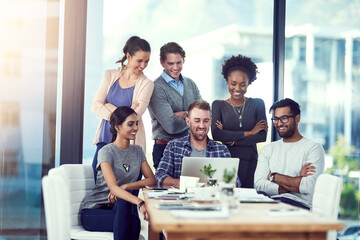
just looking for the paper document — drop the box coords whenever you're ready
[234,189,278,203]
[267,208,309,216]
[171,209,229,219]
[156,202,221,211]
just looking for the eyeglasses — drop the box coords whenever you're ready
[271,115,295,124]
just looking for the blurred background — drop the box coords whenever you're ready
[0,0,359,239]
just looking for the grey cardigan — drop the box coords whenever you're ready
[148,75,201,141]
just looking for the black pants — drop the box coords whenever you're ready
[152,143,167,169]
[81,199,140,240]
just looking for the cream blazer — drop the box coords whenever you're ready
[92,67,154,152]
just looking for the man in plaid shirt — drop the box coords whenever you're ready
[155,100,231,187]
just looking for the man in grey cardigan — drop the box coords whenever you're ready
[148,42,201,169]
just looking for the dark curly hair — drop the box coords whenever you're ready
[221,54,258,84]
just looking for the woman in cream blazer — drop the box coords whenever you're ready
[91,36,154,181]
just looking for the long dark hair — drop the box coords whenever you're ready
[110,106,137,142]
[116,36,151,66]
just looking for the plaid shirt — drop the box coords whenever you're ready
[155,135,231,186]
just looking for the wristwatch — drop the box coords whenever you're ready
[269,172,277,182]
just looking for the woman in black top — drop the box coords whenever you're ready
[211,54,268,188]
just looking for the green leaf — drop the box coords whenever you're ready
[223,168,236,183]
[200,164,217,178]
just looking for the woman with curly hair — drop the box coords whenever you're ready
[211,54,268,188]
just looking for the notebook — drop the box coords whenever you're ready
[155,202,221,211]
[180,157,239,184]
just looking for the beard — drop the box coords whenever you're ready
[277,123,295,139]
[190,128,207,142]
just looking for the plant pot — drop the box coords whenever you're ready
[221,183,234,196]
[220,183,238,213]
[207,178,218,187]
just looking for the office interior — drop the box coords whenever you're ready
[0,0,359,239]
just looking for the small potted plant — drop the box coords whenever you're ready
[221,168,238,213]
[221,168,237,196]
[200,164,217,186]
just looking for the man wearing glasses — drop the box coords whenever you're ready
[254,98,324,210]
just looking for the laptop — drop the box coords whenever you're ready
[180,157,239,184]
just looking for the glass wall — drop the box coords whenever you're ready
[0,0,59,238]
[83,0,275,167]
[285,0,360,230]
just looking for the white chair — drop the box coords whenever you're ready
[43,164,113,240]
[312,173,343,240]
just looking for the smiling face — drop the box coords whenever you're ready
[161,53,184,81]
[127,50,150,74]
[186,107,211,143]
[273,106,299,139]
[227,70,249,100]
[115,113,139,141]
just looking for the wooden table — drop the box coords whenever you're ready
[145,194,343,240]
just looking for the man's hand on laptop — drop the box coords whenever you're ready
[162,176,180,187]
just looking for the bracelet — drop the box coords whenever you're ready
[137,201,145,211]
[230,141,235,146]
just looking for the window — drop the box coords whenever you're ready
[286,0,360,224]
[83,0,274,166]
[0,0,60,238]
[0,151,19,178]
[2,52,21,78]
[1,102,20,127]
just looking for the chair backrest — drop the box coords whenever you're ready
[43,164,95,239]
[312,173,343,219]
[42,169,71,240]
[58,164,95,227]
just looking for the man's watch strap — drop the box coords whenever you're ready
[270,172,277,182]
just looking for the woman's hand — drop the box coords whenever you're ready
[300,163,316,177]
[139,203,150,221]
[107,192,117,204]
[215,120,224,130]
[131,101,139,111]
[250,120,268,135]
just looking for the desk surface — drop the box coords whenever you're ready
[144,192,343,240]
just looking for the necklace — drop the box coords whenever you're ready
[230,97,247,128]
[114,143,131,173]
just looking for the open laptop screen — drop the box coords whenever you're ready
[180,157,239,184]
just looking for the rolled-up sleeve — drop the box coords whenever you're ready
[299,143,325,194]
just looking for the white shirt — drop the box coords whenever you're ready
[254,137,325,208]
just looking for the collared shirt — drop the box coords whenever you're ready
[161,70,184,96]
[155,135,231,186]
